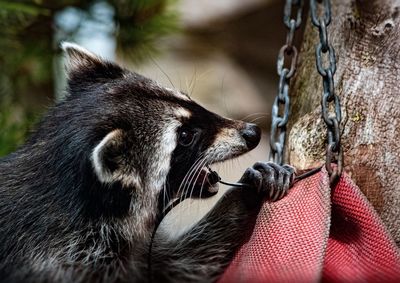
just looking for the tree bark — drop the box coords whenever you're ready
[288,0,400,244]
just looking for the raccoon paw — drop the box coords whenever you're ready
[240,162,295,201]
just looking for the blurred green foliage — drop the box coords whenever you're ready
[0,0,180,157]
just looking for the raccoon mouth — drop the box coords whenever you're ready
[186,167,219,198]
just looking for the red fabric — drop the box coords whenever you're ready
[218,168,400,283]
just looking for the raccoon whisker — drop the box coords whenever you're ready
[187,158,209,200]
[163,183,167,210]
[248,116,267,124]
[176,154,206,197]
[162,183,168,212]
[176,157,202,197]
[178,158,207,213]
[185,157,207,193]
[220,73,230,116]
[231,157,243,174]
[186,68,197,97]
[150,56,175,89]
[176,155,205,197]
[185,160,209,201]
[197,167,209,200]
[239,112,268,121]
[181,158,208,201]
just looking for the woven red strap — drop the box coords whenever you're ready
[218,168,400,283]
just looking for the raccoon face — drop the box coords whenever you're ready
[61,43,260,200]
[166,104,261,199]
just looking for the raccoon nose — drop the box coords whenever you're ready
[241,123,261,150]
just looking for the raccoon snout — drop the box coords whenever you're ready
[240,123,261,150]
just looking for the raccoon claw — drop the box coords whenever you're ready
[239,167,263,192]
[240,162,295,201]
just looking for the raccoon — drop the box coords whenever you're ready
[0,43,294,283]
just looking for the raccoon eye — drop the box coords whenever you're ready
[178,129,196,146]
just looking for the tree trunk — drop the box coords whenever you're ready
[287,0,400,244]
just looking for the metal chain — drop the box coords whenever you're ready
[310,0,343,184]
[269,0,303,165]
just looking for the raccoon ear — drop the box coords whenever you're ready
[61,42,124,82]
[91,130,138,186]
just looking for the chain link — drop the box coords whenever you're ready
[310,0,343,184]
[270,0,303,165]
[270,0,343,183]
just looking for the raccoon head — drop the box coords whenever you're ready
[61,43,261,206]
